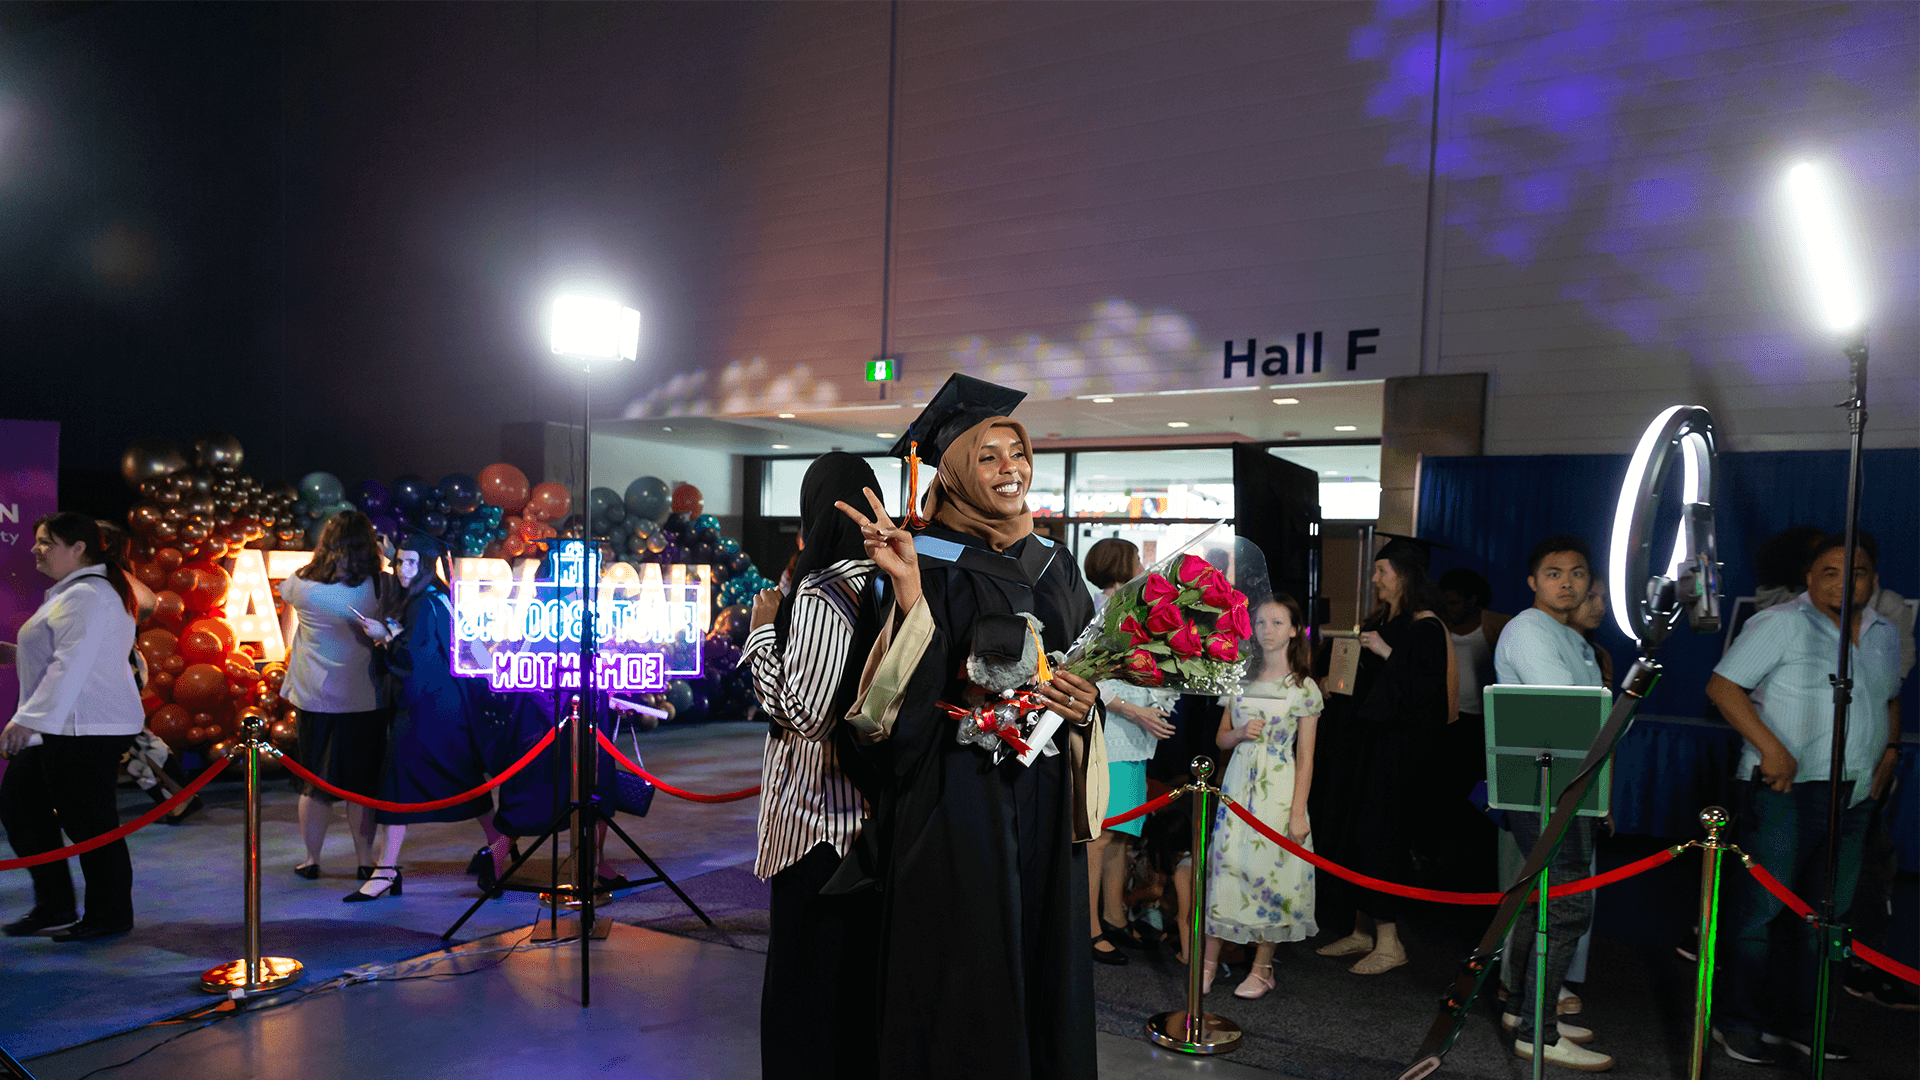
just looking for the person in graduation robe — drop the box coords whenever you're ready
[1308,534,1453,975]
[831,373,1108,1080]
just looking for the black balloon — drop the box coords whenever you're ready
[191,432,245,473]
[439,473,483,516]
[120,439,189,487]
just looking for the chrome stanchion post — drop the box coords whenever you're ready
[1148,757,1241,1055]
[1530,753,1552,1080]
[1688,807,1730,1080]
[200,710,302,994]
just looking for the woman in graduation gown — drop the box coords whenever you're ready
[1308,535,1452,974]
[834,373,1107,1080]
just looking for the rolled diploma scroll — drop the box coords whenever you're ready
[1017,709,1066,767]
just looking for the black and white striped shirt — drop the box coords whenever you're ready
[743,559,874,880]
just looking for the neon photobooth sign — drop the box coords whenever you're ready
[449,541,708,693]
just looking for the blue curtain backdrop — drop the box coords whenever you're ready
[1417,449,1918,726]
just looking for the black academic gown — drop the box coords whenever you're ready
[862,524,1099,1080]
[1309,610,1449,920]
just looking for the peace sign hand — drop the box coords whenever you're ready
[835,487,922,614]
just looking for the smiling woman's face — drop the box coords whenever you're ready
[970,426,1032,516]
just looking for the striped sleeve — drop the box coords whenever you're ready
[1714,607,1791,690]
[743,573,862,742]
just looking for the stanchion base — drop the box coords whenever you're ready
[198,957,303,994]
[1147,1010,1242,1054]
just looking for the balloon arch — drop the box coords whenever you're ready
[114,435,773,760]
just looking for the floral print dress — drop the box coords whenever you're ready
[1205,676,1323,944]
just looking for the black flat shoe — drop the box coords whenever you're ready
[1101,919,1146,950]
[344,866,402,903]
[293,863,320,880]
[1092,938,1129,966]
[4,909,78,937]
[51,920,133,942]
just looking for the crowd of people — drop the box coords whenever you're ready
[1,373,1911,1078]
[744,371,1912,1078]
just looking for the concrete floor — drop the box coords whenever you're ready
[24,920,1279,1080]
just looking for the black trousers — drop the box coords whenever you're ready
[763,841,879,1080]
[0,734,137,925]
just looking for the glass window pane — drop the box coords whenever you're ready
[762,456,902,519]
[1069,449,1234,520]
[1267,445,1381,521]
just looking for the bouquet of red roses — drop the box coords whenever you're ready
[1061,526,1253,694]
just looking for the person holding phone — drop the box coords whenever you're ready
[279,511,391,882]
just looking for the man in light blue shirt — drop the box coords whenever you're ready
[1705,534,1902,1064]
[1490,535,1613,1072]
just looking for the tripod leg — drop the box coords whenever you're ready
[440,821,565,942]
[599,811,715,927]
[1397,658,1659,1080]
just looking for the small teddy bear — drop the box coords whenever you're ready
[945,612,1063,765]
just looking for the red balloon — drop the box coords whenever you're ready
[179,630,225,665]
[173,663,230,710]
[150,670,176,694]
[523,482,571,523]
[187,616,236,655]
[149,704,192,745]
[161,654,186,675]
[225,655,262,682]
[188,566,230,612]
[671,483,704,515]
[134,562,167,591]
[154,547,184,572]
[152,591,187,625]
[137,628,179,658]
[187,725,210,744]
[168,568,199,595]
[140,689,166,715]
[478,463,531,513]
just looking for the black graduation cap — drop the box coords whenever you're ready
[889,373,1026,470]
[1374,532,1449,571]
[397,529,448,557]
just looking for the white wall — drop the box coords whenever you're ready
[538,423,743,519]
[624,0,1918,454]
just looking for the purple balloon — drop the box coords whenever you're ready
[368,513,404,539]
[354,480,390,515]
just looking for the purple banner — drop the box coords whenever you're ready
[2,420,60,731]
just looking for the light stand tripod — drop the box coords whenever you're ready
[1808,331,1868,1077]
[1399,406,1721,1080]
[440,297,710,1005]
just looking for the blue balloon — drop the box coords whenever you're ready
[439,473,483,516]
[694,514,720,532]
[665,680,694,716]
[392,475,430,513]
[717,537,741,555]
[299,472,344,508]
[623,476,671,525]
[589,487,626,525]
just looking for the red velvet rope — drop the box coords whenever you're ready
[1742,856,1919,986]
[597,730,762,803]
[0,755,232,871]
[280,727,556,813]
[1224,796,1681,906]
[1100,788,1181,829]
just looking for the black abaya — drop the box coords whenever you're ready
[1309,610,1450,920]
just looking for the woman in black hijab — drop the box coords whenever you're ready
[742,452,889,1080]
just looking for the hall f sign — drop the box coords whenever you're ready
[1222,328,1379,378]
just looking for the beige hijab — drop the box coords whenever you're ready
[922,417,1034,551]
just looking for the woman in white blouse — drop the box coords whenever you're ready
[279,512,391,881]
[0,513,146,942]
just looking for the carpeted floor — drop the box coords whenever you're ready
[0,721,769,1060]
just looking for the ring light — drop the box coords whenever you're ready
[1607,405,1720,649]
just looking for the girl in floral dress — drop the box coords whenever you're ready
[1202,593,1322,998]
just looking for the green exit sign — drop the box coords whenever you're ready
[865,357,898,382]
